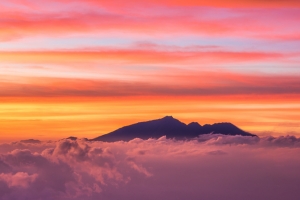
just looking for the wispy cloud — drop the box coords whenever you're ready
[0,1,300,41]
[1,71,300,97]
[0,0,299,138]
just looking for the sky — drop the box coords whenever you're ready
[1,1,300,199]
[1,0,300,141]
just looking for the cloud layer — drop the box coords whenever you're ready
[0,135,300,200]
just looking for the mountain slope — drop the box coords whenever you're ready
[92,116,256,142]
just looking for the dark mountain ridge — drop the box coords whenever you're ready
[92,116,256,142]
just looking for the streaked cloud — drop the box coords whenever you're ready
[0,0,299,138]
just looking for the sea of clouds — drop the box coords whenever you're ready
[0,134,300,200]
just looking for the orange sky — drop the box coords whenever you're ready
[0,0,300,141]
[1,95,300,141]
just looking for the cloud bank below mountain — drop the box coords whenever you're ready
[0,135,300,200]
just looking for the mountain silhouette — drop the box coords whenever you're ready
[92,116,256,142]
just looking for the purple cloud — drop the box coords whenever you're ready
[0,135,300,199]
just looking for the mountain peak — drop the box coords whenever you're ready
[162,116,175,120]
[158,116,184,125]
[187,122,202,132]
[188,122,201,127]
[92,116,256,142]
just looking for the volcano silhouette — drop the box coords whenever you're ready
[92,116,256,142]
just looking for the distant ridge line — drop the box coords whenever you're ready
[92,116,256,142]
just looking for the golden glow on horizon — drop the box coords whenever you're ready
[1,96,300,141]
[0,0,299,142]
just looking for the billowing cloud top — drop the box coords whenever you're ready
[0,135,300,200]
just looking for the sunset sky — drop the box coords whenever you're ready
[1,1,300,200]
[1,0,300,141]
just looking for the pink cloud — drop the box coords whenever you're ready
[0,136,300,199]
[0,172,38,188]
[0,1,299,41]
[1,70,300,97]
